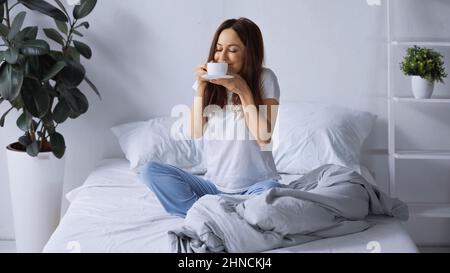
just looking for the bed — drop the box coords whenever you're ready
[43,158,419,253]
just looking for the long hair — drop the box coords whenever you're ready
[203,18,265,111]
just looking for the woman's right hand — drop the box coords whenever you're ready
[195,64,208,85]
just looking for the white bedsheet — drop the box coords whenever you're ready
[43,158,418,253]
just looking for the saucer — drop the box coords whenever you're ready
[202,75,234,80]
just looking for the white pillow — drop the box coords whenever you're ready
[272,102,377,174]
[111,117,206,174]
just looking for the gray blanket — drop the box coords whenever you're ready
[168,164,409,253]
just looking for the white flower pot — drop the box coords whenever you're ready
[411,76,434,99]
[6,143,65,253]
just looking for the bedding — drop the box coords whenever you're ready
[168,164,407,253]
[111,102,377,177]
[272,102,377,174]
[111,117,205,174]
[43,158,418,253]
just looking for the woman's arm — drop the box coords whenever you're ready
[189,64,209,139]
[239,92,279,146]
[208,73,279,146]
[189,84,208,139]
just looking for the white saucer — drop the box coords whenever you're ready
[202,75,234,80]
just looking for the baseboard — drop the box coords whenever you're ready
[418,246,450,253]
[0,240,16,253]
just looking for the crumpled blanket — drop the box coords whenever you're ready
[168,164,409,253]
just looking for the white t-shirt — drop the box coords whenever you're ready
[193,68,281,193]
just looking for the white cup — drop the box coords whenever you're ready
[207,62,228,76]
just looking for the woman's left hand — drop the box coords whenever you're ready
[208,73,250,97]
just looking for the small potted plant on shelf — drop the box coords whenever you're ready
[0,0,99,253]
[400,45,447,99]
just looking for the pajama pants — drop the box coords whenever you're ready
[139,161,281,217]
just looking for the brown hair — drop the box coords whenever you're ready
[203,18,265,110]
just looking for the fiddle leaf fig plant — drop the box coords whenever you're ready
[0,0,100,158]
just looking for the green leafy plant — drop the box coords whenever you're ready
[0,0,100,158]
[400,45,448,83]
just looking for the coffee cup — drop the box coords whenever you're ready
[207,62,228,76]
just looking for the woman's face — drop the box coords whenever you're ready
[214,28,246,74]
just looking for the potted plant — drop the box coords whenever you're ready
[0,0,99,252]
[400,45,447,99]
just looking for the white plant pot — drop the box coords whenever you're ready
[411,76,434,99]
[6,143,65,253]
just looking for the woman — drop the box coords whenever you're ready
[139,17,282,217]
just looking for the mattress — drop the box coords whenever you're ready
[43,158,418,253]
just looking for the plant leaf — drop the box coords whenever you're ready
[21,78,50,118]
[73,0,97,19]
[42,60,66,81]
[0,23,9,37]
[75,22,89,29]
[36,54,61,82]
[0,62,23,101]
[41,112,55,134]
[24,55,39,77]
[52,99,70,123]
[43,28,65,46]
[8,11,26,40]
[17,111,32,132]
[50,132,65,158]
[65,46,80,62]
[4,47,19,64]
[0,4,4,25]
[71,88,89,114]
[55,19,68,35]
[54,0,70,19]
[59,87,88,115]
[26,141,39,157]
[73,40,91,59]
[18,0,68,22]
[0,106,14,127]
[19,39,50,56]
[19,135,32,146]
[14,26,38,42]
[72,29,84,37]
[10,94,24,109]
[49,50,64,60]
[84,76,101,100]
[58,59,85,87]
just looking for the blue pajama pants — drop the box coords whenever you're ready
[139,161,282,217]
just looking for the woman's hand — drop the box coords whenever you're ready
[195,64,208,86]
[208,73,250,97]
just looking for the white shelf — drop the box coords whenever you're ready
[393,96,450,103]
[392,41,450,47]
[386,1,450,204]
[393,150,450,160]
[409,203,450,218]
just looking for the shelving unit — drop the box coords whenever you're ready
[393,97,450,103]
[386,1,450,218]
[392,41,450,47]
[393,151,450,160]
[407,203,450,218]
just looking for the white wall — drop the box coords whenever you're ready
[1,0,449,245]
